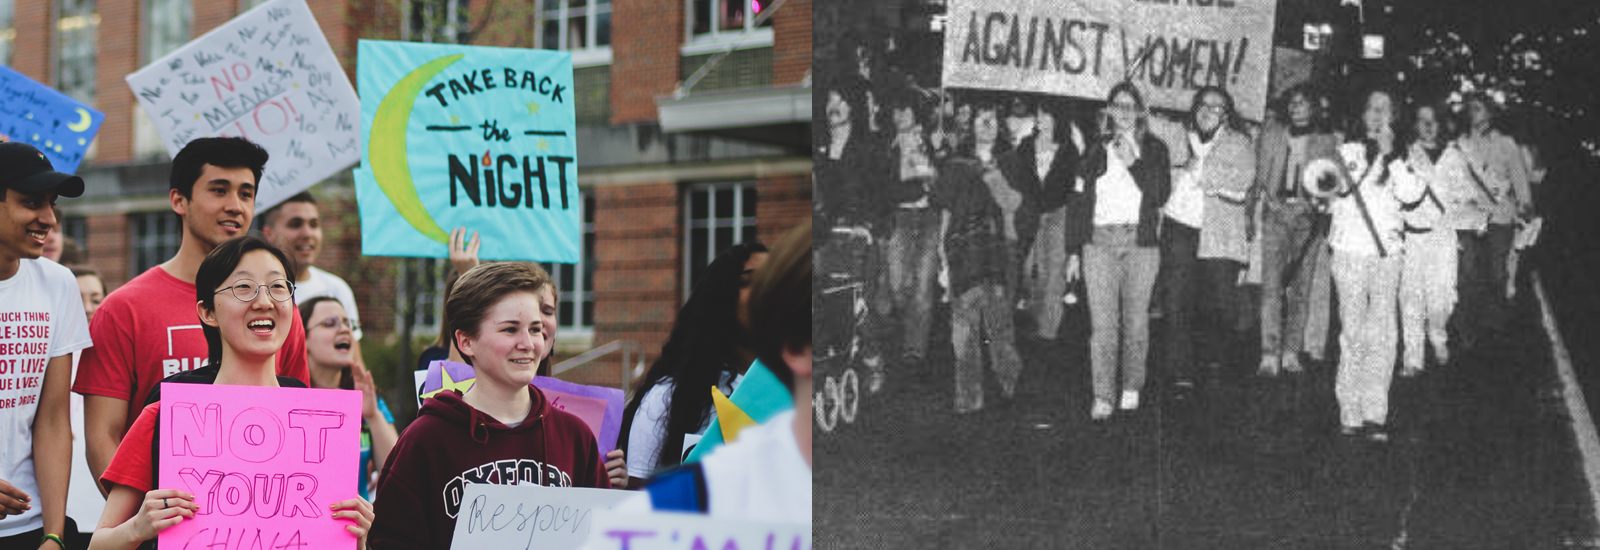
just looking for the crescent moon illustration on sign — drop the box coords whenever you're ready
[369,53,463,244]
[67,108,92,132]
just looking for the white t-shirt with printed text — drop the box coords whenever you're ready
[0,258,92,536]
[293,266,363,340]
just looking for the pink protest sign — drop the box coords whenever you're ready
[158,383,362,549]
[532,376,624,456]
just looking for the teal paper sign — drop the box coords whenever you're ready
[356,40,578,262]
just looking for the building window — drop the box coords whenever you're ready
[683,182,756,296]
[128,211,181,278]
[238,0,267,12]
[61,216,87,260]
[1,0,13,66]
[540,190,595,330]
[405,0,469,44]
[144,0,190,65]
[405,258,442,333]
[55,0,98,105]
[539,0,610,53]
[689,0,773,40]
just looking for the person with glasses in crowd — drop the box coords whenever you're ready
[1068,82,1171,420]
[1158,86,1256,392]
[299,296,399,501]
[91,236,374,550]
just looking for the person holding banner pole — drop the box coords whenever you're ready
[74,138,310,491]
[1249,86,1340,377]
[1326,88,1424,442]
[91,236,374,550]
[0,142,92,550]
[935,101,1023,415]
[1158,87,1255,392]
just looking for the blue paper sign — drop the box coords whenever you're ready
[356,40,578,263]
[0,65,105,174]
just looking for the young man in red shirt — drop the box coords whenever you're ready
[73,137,310,490]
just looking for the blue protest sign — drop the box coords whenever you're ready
[0,65,105,174]
[356,40,578,263]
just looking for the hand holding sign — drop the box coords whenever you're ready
[132,489,200,540]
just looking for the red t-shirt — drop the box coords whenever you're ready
[72,266,309,431]
[100,403,160,494]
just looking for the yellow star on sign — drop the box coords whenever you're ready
[526,100,541,115]
[450,115,460,125]
[536,138,550,151]
[421,366,476,401]
[293,82,299,88]
[193,113,201,119]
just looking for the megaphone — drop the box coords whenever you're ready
[1301,157,1351,199]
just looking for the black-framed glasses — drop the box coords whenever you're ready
[313,316,359,332]
[214,279,295,303]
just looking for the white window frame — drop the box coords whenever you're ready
[1,0,14,67]
[128,211,181,279]
[53,0,98,105]
[402,257,444,336]
[682,181,757,299]
[683,0,774,54]
[537,0,613,68]
[142,0,191,66]
[540,189,596,334]
[402,0,469,45]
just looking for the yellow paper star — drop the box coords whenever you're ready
[450,115,460,125]
[536,138,550,151]
[293,82,299,88]
[525,100,541,115]
[193,113,201,120]
[422,366,476,400]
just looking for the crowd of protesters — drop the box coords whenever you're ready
[817,38,1542,442]
[0,133,812,549]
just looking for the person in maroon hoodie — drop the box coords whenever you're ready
[368,262,609,550]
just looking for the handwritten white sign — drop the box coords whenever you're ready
[124,0,361,211]
[584,512,811,550]
[449,483,633,550]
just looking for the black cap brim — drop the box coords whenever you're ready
[9,169,85,198]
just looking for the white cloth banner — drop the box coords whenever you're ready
[125,0,360,211]
[450,483,634,550]
[941,0,1277,120]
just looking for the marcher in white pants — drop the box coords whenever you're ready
[1398,102,1475,377]
[1326,89,1424,442]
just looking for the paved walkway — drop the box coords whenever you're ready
[817,270,1596,548]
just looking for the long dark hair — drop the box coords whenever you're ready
[618,241,768,473]
[299,295,354,391]
[195,236,295,368]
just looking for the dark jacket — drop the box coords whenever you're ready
[1067,132,1172,248]
[1250,120,1341,213]
[1000,134,1082,249]
[368,387,609,550]
[934,156,1008,295]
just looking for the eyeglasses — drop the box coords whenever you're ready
[313,316,359,331]
[214,279,295,303]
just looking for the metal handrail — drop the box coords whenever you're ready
[553,340,648,389]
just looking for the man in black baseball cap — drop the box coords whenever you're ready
[0,142,93,547]
[1,141,85,276]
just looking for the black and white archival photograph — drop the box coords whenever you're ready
[813,0,1600,546]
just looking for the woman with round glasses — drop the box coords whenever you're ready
[91,236,375,549]
[301,296,399,502]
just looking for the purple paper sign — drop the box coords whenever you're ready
[420,360,625,455]
[532,376,625,456]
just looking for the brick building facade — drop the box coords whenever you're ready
[2,0,811,403]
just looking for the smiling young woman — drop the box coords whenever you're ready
[91,236,374,550]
